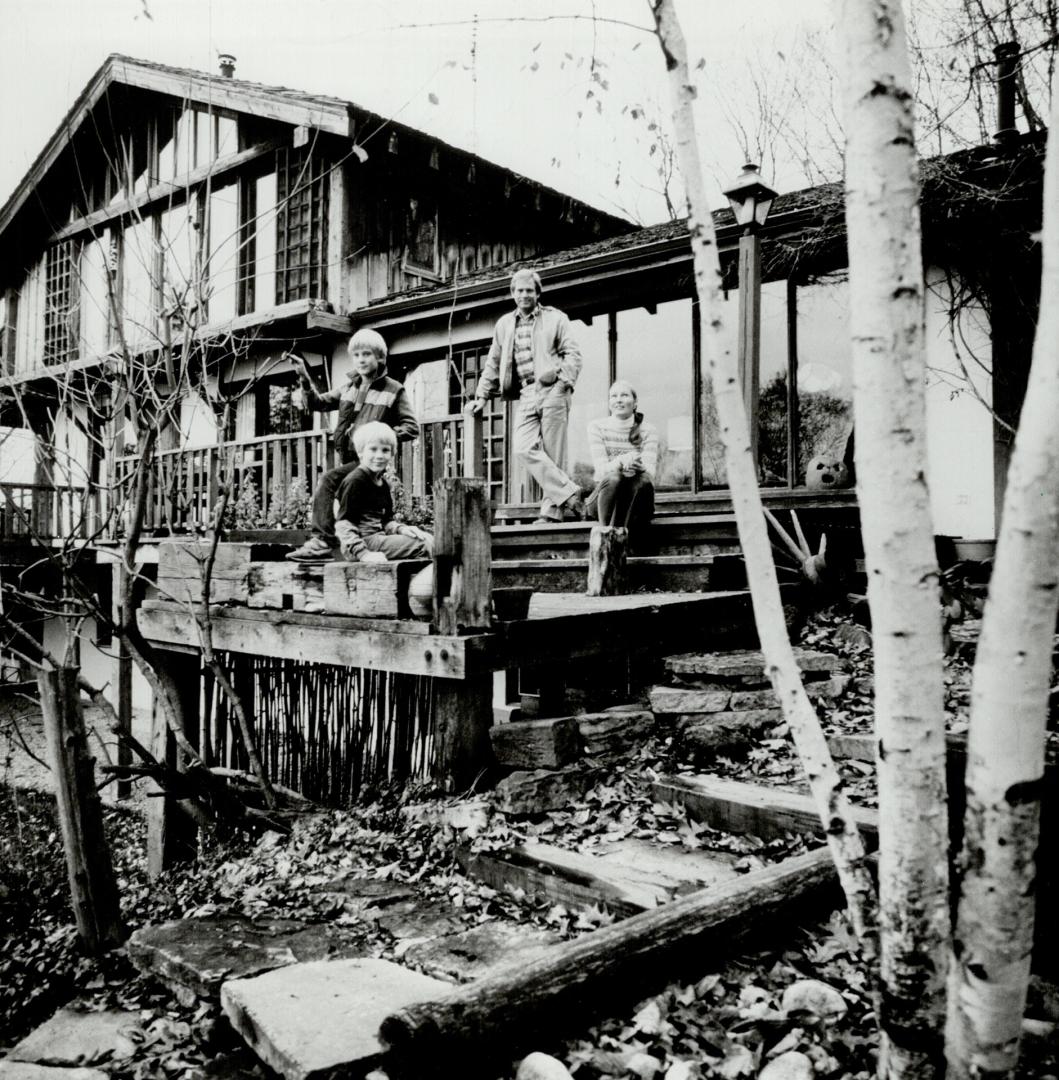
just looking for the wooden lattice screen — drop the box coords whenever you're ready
[43,240,79,366]
[209,652,435,805]
[274,147,329,304]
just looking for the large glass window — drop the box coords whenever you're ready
[566,315,611,497]
[795,277,853,484]
[122,219,158,350]
[700,280,790,488]
[616,300,694,491]
[252,173,278,313]
[160,198,201,328]
[79,233,112,358]
[207,184,239,323]
[757,280,790,486]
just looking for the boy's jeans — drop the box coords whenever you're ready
[513,382,579,519]
[310,461,358,544]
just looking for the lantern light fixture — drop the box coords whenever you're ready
[723,162,777,232]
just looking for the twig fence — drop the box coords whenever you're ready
[208,652,435,805]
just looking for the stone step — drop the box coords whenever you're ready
[664,647,849,686]
[127,913,354,1001]
[221,959,449,1080]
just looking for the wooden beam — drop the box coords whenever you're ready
[137,600,482,679]
[307,308,354,336]
[51,139,287,244]
[380,848,839,1073]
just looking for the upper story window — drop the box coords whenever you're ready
[44,241,79,366]
[402,195,440,279]
[274,146,329,304]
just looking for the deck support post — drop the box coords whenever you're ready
[587,525,628,596]
[146,648,201,880]
[433,672,494,793]
[432,477,492,634]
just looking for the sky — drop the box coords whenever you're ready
[0,0,837,225]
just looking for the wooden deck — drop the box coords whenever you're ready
[137,589,754,678]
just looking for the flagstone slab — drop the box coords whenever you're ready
[221,958,448,1080]
[0,1064,109,1080]
[7,1008,141,1067]
[127,914,357,999]
[403,921,560,983]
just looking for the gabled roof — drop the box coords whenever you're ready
[0,53,630,241]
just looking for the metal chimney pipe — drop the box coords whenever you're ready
[994,41,1019,144]
[219,53,236,79]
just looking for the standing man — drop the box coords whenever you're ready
[467,269,583,522]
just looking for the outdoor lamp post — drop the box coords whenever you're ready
[723,163,777,467]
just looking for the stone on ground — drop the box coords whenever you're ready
[373,898,465,941]
[759,1051,814,1080]
[649,686,731,715]
[576,710,653,757]
[221,958,448,1080]
[490,715,581,769]
[6,1009,141,1069]
[781,979,847,1020]
[0,1065,109,1080]
[516,1052,576,1080]
[127,914,347,999]
[676,709,782,762]
[494,766,602,816]
[404,921,559,982]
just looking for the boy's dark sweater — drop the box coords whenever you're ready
[335,466,394,557]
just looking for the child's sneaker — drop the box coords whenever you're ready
[285,537,335,562]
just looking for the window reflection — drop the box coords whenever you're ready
[616,301,694,491]
[796,277,853,485]
[566,315,610,496]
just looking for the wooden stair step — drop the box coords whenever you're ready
[651,774,879,846]
[457,837,740,917]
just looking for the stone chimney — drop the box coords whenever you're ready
[219,53,236,79]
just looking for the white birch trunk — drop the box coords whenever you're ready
[650,0,877,950]
[837,2,952,1077]
[946,89,1059,1080]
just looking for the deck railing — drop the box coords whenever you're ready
[113,429,335,534]
[0,483,98,541]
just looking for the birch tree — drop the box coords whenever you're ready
[648,0,878,951]
[836,2,952,1077]
[946,80,1059,1080]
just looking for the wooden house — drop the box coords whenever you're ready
[0,55,1044,833]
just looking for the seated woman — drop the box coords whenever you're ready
[585,380,658,549]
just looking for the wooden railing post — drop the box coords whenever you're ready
[463,410,485,479]
[432,477,492,634]
[587,525,629,596]
[431,476,494,793]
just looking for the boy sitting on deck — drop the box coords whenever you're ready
[334,422,433,563]
[285,329,419,562]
